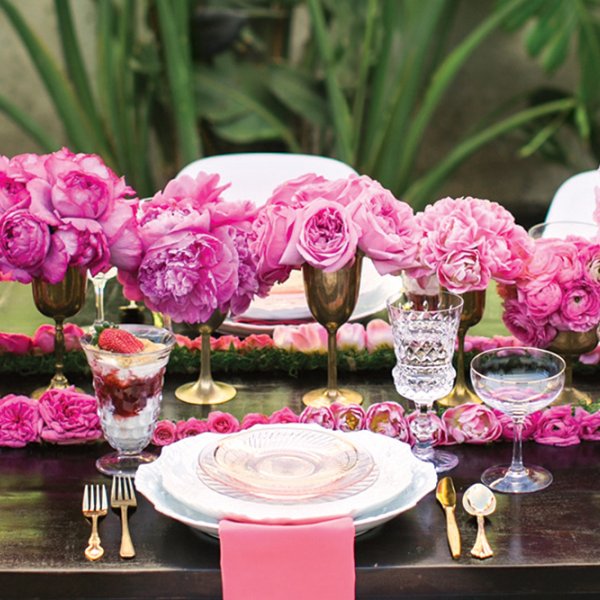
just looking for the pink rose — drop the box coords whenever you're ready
[407,410,450,447]
[272,323,328,353]
[365,319,393,352]
[0,332,32,355]
[251,203,294,287]
[436,248,491,293]
[366,401,410,442]
[281,200,359,272]
[207,411,240,434]
[241,413,270,430]
[493,409,541,441]
[38,388,102,444]
[336,323,366,352]
[152,420,177,446]
[175,334,194,349]
[175,417,208,440]
[299,406,335,429]
[210,335,242,352]
[575,407,600,441]
[348,177,420,275]
[240,334,275,351]
[551,281,600,332]
[443,404,502,444]
[331,403,366,432]
[0,394,42,447]
[32,323,83,353]
[533,405,580,446]
[268,406,300,424]
[0,209,51,282]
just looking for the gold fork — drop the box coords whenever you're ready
[82,484,108,561]
[111,476,137,559]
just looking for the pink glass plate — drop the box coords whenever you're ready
[197,426,376,502]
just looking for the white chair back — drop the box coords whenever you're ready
[545,169,599,223]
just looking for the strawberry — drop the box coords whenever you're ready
[98,328,144,354]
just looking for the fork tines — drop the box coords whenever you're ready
[111,476,137,505]
[83,483,108,512]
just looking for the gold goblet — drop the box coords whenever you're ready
[302,256,363,408]
[31,266,87,397]
[548,328,597,406]
[175,309,237,405]
[439,289,486,407]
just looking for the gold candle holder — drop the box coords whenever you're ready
[548,328,597,406]
[31,266,87,398]
[439,289,486,407]
[302,257,363,408]
[175,309,237,405]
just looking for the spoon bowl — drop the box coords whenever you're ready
[463,483,496,559]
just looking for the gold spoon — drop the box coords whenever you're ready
[462,483,496,559]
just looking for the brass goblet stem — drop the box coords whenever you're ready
[31,266,87,398]
[175,310,237,405]
[302,257,363,408]
[439,289,485,407]
[548,328,597,406]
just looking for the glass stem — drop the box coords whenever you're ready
[411,403,435,462]
[454,329,467,393]
[198,326,214,393]
[509,420,526,477]
[93,279,107,324]
[326,327,338,399]
[50,318,68,388]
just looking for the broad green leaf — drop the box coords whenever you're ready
[213,112,282,143]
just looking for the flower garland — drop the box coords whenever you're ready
[0,388,598,449]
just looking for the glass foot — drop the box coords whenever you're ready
[175,380,237,405]
[482,464,553,494]
[96,450,157,477]
[413,448,458,473]
[302,387,363,408]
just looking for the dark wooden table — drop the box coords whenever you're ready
[0,373,599,599]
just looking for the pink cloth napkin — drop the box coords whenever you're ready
[219,517,355,600]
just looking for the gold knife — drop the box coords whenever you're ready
[436,477,461,559]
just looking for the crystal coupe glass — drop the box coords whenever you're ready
[387,291,463,472]
[81,324,175,476]
[471,347,565,493]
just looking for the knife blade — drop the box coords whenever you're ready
[436,477,461,559]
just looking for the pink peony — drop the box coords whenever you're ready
[347,177,420,275]
[330,403,366,432]
[0,332,32,355]
[299,406,335,429]
[365,319,393,352]
[0,394,42,447]
[241,413,270,430]
[366,401,410,442]
[268,406,300,424]
[32,323,83,354]
[443,403,502,444]
[281,200,359,272]
[336,323,366,352]
[38,388,102,444]
[574,407,600,441]
[121,229,238,324]
[207,411,240,434]
[493,409,541,441]
[406,410,450,447]
[175,418,208,440]
[533,405,580,446]
[272,323,328,353]
[152,420,177,446]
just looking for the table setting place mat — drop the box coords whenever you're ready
[135,424,436,599]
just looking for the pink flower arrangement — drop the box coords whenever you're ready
[206,411,240,434]
[493,409,541,441]
[575,407,600,441]
[0,332,32,355]
[533,405,581,447]
[365,401,411,443]
[331,403,366,432]
[408,196,533,293]
[152,420,177,446]
[32,323,84,354]
[175,417,209,440]
[252,174,421,284]
[499,236,600,346]
[299,406,335,429]
[0,148,140,284]
[38,387,102,445]
[119,172,267,324]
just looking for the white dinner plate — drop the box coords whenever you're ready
[157,425,414,524]
[135,445,436,538]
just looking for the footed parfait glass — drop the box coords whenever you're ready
[81,325,175,476]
